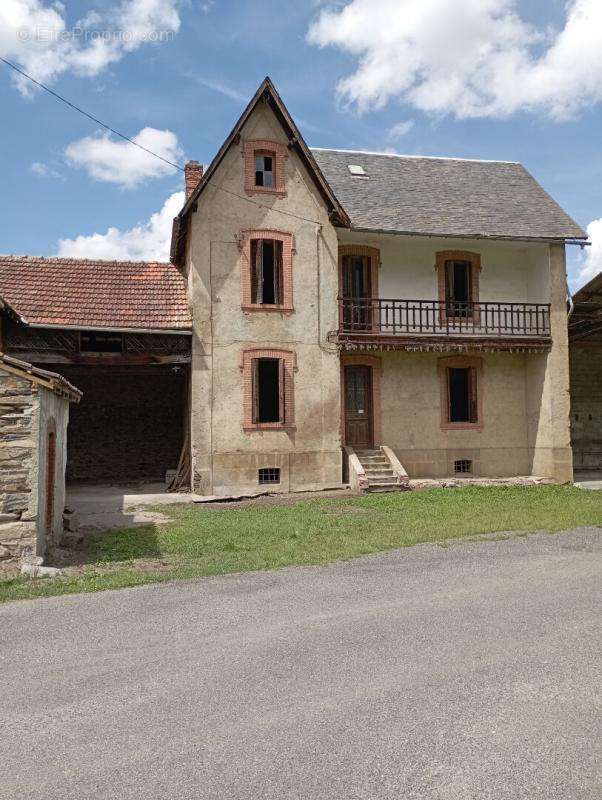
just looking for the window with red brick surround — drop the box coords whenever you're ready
[242,139,287,197]
[240,229,294,311]
[435,251,481,324]
[438,356,484,430]
[241,348,296,431]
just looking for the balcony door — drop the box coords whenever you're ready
[342,254,372,330]
[344,365,373,448]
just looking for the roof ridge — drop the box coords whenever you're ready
[310,147,519,165]
[0,254,172,267]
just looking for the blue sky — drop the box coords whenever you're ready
[1,0,600,288]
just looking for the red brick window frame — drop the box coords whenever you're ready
[338,245,380,332]
[243,140,287,197]
[435,251,481,324]
[241,348,296,431]
[438,356,484,431]
[240,229,294,311]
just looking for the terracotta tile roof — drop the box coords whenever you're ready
[0,256,191,332]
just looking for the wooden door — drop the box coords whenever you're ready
[344,365,373,448]
[45,431,56,539]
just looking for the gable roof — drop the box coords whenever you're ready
[0,352,81,402]
[170,76,350,266]
[311,148,587,243]
[0,256,191,332]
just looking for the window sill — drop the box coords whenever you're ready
[245,186,286,198]
[243,423,296,432]
[441,422,484,431]
[242,304,294,313]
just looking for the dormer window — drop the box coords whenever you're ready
[255,152,274,188]
[243,139,287,196]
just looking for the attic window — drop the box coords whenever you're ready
[348,164,368,177]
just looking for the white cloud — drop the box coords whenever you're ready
[571,218,602,290]
[0,0,180,97]
[30,160,64,179]
[56,190,184,261]
[388,120,414,138]
[307,0,602,120]
[65,127,183,188]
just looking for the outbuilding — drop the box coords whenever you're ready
[0,353,81,571]
[569,272,602,472]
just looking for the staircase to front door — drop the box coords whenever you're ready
[354,447,409,493]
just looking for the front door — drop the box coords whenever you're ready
[344,365,373,448]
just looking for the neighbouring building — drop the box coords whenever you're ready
[0,258,191,486]
[0,77,588,496]
[0,353,81,570]
[569,272,602,471]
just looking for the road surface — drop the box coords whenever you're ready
[1,527,600,799]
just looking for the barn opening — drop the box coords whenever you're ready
[53,364,188,484]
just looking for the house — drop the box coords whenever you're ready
[0,353,81,570]
[0,77,588,497]
[569,272,602,471]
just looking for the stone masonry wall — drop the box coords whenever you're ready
[0,372,39,569]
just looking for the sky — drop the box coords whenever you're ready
[1,0,601,290]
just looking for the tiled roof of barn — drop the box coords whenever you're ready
[0,256,191,332]
[311,149,587,242]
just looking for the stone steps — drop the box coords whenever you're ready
[355,447,408,493]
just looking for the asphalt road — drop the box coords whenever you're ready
[1,527,600,799]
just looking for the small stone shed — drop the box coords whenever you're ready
[0,354,81,570]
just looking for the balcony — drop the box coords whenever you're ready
[333,298,552,353]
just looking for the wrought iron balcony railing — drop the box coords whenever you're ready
[338,297,551,338]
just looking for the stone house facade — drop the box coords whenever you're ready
[0,77,588,497]
[169,77,586,495]
[0,354,81,570]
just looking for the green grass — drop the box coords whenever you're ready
[1,485,600,604]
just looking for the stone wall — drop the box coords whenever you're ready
[53,364,186,483]
[0,373,38,568]
[570,344,602,470]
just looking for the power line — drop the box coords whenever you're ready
[0,56,184,172]
[0,55,324,226]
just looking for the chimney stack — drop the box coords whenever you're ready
[185,160,203,199]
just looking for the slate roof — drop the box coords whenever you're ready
[0,256,191,332]
[0,352,81,402]
[311,149,587,241]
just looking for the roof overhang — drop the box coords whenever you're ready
[0,352,82,402]
[348,226,589,246]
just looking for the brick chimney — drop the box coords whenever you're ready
[185,160,203,199]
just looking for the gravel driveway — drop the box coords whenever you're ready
[1,527,600,799]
